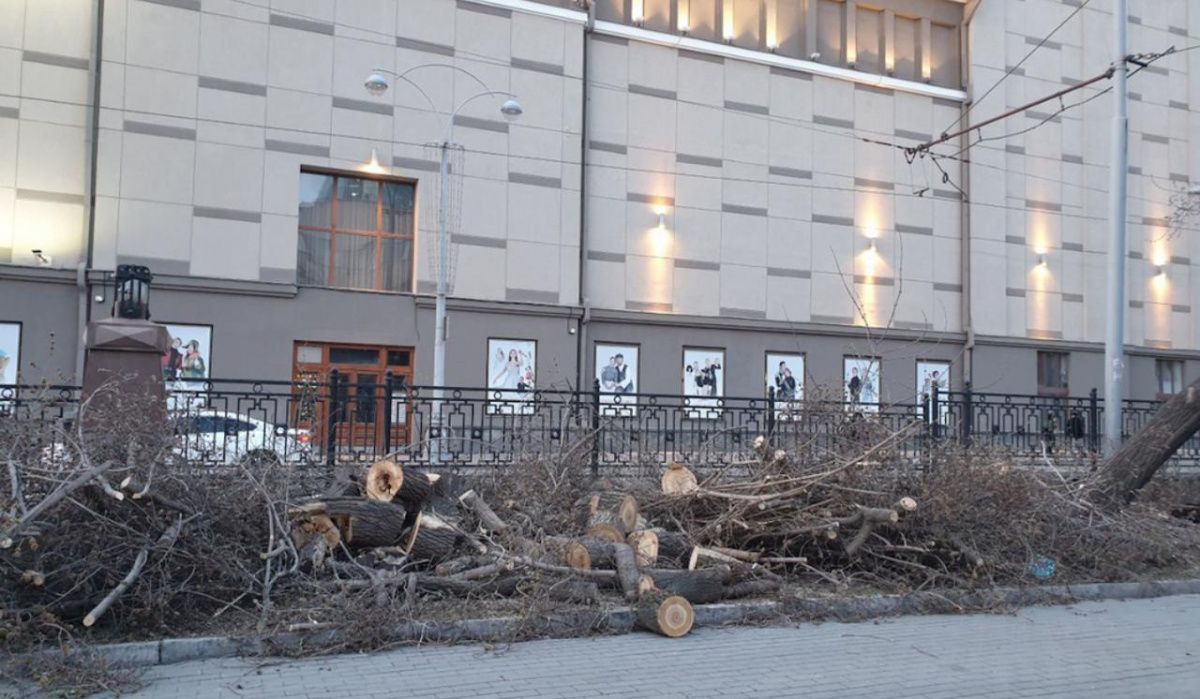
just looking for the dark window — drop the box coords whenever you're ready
[329,347,381,365]
[387,350,411,367]
[297,171,415,292]
[1156,359,1184,397]
[1037,352,1069,396]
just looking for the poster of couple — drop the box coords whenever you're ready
[487,338,536,414]
[596,343,638,416]
[683,348,724,418]
[766,353,804,419]
[843,356,881,412]
[161,324,212,393]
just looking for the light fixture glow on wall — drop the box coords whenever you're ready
[765,0,778,51]
[631,0,644,26]
[722,2,734,42]
[1156,265,1166,277]
[677,0,689,33]
[657,211,667,229]
[1037,253,1047,267]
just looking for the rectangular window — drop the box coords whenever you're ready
[1036,351,1069,396]
[1156,359,1184,397]
[297,170,415,292]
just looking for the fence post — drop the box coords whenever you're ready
[931,386,941,440]
[590,379,601,477]
[961,381,974,446]
[325,369,340,466]
[766,387,776,442]
[1088,387,1099,454]
[382,371,394,457]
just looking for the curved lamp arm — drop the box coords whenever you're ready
[446,89,518,141]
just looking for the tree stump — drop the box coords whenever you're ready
[661,463,698,495]
[635,592,694,638]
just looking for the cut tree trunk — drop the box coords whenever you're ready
[579,493,640,542]
[291,499,410,549]
[644,565,731,604]
[661,463,699,495]
[365,459,435,513]
[722,577,781,599]
[406,513,468,562]
[458,489,508,535]
[564,537,617,570]
[1096,382,1200,505]
[627,530,659,567]
[612,542,642,601]
[546,580,600,604]
[654,530,693,566]
[634,592,694,638]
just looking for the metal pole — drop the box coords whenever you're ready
[1103,1,1128,457]
[431,141,450,463]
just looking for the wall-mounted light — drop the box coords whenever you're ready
[361,148,386,175]
[1037,253,1047,267]
[657,211,667,230]
[1156,265,1166,277]
[869,239,878,253]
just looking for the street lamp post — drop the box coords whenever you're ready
[364,65,522,462]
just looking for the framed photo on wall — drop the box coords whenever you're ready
[0,321,21,386]
[162,323,212,392]
[843,356,881,412]
[487,338,536,414]
[595,342,639,416]
[683,347,724,418]
[916,360,951,422]
[765,352,804,420]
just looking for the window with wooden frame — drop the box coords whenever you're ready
[297,169,415,292]
[1036,351,1069,396]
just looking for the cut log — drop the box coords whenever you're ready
[365,459,404,501]
[294,500,410,549]
[546,580,600,604]
[661,463,699,495]
[563,541,592,570]
[894,496,918,515]
[612,543,642,601]
[688,546,744,570]
[644,565,731,604]
[634,592,694,638]
[406,513,465,562]
[458,489,508,535]
[723,577,781,599]
[627,530,659,567]
[579,492,639,541]
[654,530,693,565]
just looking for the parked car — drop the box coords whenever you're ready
[173,409,313,466]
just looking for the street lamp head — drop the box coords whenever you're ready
[364,72,390,96]
[500,98,523,121]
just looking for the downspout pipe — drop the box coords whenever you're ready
[78,0,105,382]
[959,3,975,387]
[574,2,595,392]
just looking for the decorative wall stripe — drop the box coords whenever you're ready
[1004,65,1026,77]
[932,189,961,200]
[628,84,676,100]
[506,288,558,304]
[1142,216,1169,227]
[896,223,933,236]
[676,153,722,167]
[452,114,509,133]
[198,76,267,96]
[1141,133,1169,144]
[124,120,197,140]
[0,106,18,119]
[626,300,673,313]
[16,189,86,204]
[1172,305,1192,313]
[265,139,329,157]
[812,214,854,226]
[269,13,335,36]
[589,140,628,154]
[1169,26,1189,37]
[720,307,767,319]
[1005,144,1025,154]
[396,36,455,56]
[1129,300,1144,309]
[587,250,625,263]
[854,177,894,191]
[1025,199,1062,212]
[894,128,931,142]
[511,57,564,75]
[138,0,201,11]
[1062,242,1084,252]
[457,0,511,18]
[452,234,506,249]
[680,48,723,64]
[675,259,720,271]
[724,100,769,115]
[1028,329,1063,340]
[933,282,962,292]
[194,206,261,223]
[811,314,856,325]
[854,275,894,286]
[1025,110,1061,123]
[1062,153,1083,164]
[768,165,812,180]
[1005,288,1026,298]
[22,50,89,70]
[1169,101,1189,111]
[1128,165,1143,175]
[1145,339,1172,349]
[1171,256,1191,265]
[1063,293,1084,303]
[767,268,811,279]
[1128,92,1142,102]
[627,192,674,206]
[393,156,442,173]
[1128,250,1144,259]
[509,172,562,189]
[1169,173,1191,183]
[812,114,854,129]
[1005,235,1026,245]
[722,203,768,217]
[332,97,394,115]
[1025,36,1061,50]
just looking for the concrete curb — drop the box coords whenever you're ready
[17,578,1200,669]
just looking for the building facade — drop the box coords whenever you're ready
[1,0,1199,404]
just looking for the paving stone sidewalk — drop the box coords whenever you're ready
[37,594,1200,697]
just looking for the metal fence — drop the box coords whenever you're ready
[2,376,1196,469]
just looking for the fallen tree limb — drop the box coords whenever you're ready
[84,516,187,627]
